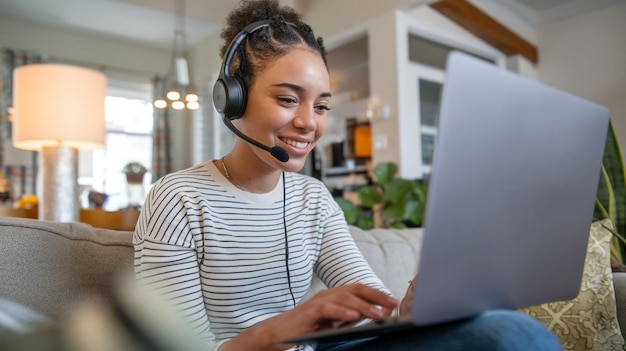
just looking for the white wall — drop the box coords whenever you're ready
[0,14,169,80]
[300,0,423,46]
[536,2,626,151]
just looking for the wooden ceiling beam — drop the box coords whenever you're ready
[429,0,538,65]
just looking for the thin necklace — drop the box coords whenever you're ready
[220,156,242,190]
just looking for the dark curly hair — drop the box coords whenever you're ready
[220,0,328,89]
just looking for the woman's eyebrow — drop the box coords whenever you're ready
[272,82,332,98]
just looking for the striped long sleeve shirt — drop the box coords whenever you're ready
[133,161,390,351]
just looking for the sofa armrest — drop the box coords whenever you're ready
[613,272,626,338]
[0,218,133,320]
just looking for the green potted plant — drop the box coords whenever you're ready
[595,120,626,265]
[335,162,427,230]
[123,162,148,184]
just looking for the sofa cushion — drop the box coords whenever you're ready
[305,225,424,300]
[519,219,625,350]
[349,226,424,297]
[0,218,133,320]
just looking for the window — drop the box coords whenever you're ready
[79,80,153,211]
[405,34,496,179]
[405,62,445,178]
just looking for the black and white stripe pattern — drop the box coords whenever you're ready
[134,161,389,350]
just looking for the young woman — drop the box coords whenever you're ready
[134,1,561,350]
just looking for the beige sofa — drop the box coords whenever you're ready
[1,217,625,349]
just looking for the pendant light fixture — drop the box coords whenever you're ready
[154,0,200,110]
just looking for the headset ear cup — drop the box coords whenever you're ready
[228,76,247,119]
[214,20,287,120]
[213,76,247,120]
[212,78,228,115]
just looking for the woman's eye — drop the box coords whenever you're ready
[279,97,297,105]
[315,105,330,112]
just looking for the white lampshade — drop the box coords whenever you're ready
[12,64,107,151]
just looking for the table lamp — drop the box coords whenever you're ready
[12,64,106,222]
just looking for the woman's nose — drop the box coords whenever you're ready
[293,106,317,131]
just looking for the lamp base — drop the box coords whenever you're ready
[39,146,79,222]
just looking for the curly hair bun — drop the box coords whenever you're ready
[219,0,302,58]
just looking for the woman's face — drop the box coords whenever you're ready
[238,47,331,173]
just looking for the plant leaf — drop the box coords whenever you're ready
[383,202,406,222]
[412,181,427,202]
[595,197,609,221]
[405,200,423,226]
[391,222,407,229]
[358,217,374,230]
[373,162,397,184]
[602,223,626,244]
[383,178,414,204]
[598,120,626,262]
[358,185,383,207]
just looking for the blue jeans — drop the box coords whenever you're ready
[315,310,561,351]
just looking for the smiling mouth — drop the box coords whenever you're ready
[280,137,309,149]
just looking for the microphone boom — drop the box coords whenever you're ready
[223,116,290,162]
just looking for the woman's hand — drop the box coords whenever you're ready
[221,284,398,351]
[399,277,417,316]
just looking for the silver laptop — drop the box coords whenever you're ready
[284,51,610,345]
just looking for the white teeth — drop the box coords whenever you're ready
[283,138,308,149]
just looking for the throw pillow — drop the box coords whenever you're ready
[519,219,625,350]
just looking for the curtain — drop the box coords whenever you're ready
[0,48,45,200]
[151,75,172,182]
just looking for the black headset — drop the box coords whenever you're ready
[213,19,299,120]
[212,20,294,163]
